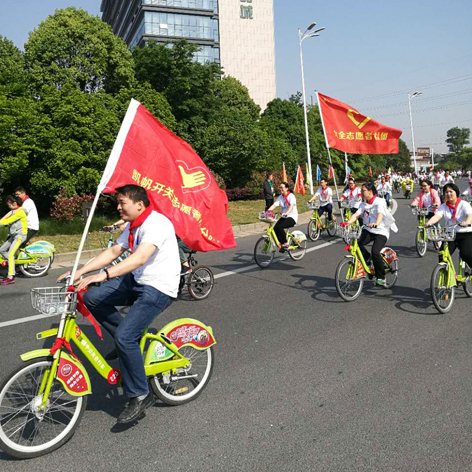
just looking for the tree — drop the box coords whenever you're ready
[446,127,470,155]
[24,8,135,94]
[0,37,28,97]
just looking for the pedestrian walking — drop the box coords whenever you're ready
[263,172,275,211]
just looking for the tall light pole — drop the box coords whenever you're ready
[299,22,325,194]
[408,91,422,174]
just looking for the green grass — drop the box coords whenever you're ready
[0,196,315,253]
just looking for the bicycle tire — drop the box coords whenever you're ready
[463,264,472,298]
[430,264,455,314]
[384,259,398,289]
[19,256,52,278]
[0,358,87,459]
[288,239,307,261]
[335,258,364,302]
[188,266,214,300]
[254,237,274,268]
[415,228,427,257]
[150,347,213,406]
[307,220,321,242]
[327,220,337,237]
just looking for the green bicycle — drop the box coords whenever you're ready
[412,206,440,257]
[254,212,307,268]
[306,202,337,242]
[427,225,472,314]
[335,225,399,302]
[0,285,216,459]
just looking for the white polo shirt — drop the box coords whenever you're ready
[22,198,39,231]
[315,187,333,206]
[435,200,472,233]
[117,211,181,297]
[274,193,298,223]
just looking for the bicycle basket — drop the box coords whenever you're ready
[342,226,362,241]
[340,200,350,209]
[412,207,430,216]
[425,227,456,242]
[31,287,78,315]
[258,211,277,224]
[307,201,320,210]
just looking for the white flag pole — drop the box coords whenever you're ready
[316,92,343,221]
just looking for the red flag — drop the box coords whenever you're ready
[282,162,288,183]
[294,165,305,195]
[369,166,373,177]
[328,165,334,180]
[318,92,402,154]
[99,100,235,252]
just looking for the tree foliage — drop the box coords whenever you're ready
[446,127,470,155]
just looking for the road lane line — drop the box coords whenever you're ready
[1,239,342,328]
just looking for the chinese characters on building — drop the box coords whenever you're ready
[333,131,389,141]
[240,0,253,19]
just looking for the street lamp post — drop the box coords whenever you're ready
[408,91,422,174]
[299,22,325,195]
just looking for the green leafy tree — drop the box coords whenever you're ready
[24,7,134,94]
[446,127,470,154]
[0,37,28,97]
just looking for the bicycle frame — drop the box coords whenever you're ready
[310,209,335,230]
[343,237,373,279]
[263,222,297,250]
[21,312,216,410]
[436,242,467,289]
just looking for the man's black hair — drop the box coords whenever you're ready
[115,185,150,207]
[5,195,22,206]
[14,186,26,194]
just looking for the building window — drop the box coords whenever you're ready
[143,0,218,13]
[130,18,145,48]
[144,11,219,41]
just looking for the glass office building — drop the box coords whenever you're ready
[101,0,220,64]
[101,0,276,109]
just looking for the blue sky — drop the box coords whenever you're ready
[1,0,471,153]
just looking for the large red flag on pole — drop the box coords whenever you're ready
[317,92,402,154]
[293,165,305,195]
[99,99,235,252]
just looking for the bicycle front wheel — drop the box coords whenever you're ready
[415,228,427,257]
[288,239,307,261]
[335,258,364,302]
[254,237,274,268]
[150,346,213,406]
[0,358,87,459]
[307,220,321,242]
[431,265,455,314]
[188,266,214,300]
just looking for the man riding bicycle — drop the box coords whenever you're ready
[309,178,336,226]
[58,184,180,424]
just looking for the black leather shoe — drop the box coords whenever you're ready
[105,349,118,361]
[117,393,155,424]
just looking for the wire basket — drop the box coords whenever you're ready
[425,227,456,242]
[258,211,277,224]
[340,200,350,209]
[341,226,363,241]
[377,191,387,197]
[307,201,320,210]
[411,207,430,216]
[31,287,78,315]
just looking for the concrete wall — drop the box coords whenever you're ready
[218,0,276,111]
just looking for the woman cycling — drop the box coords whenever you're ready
[426,183,472,268]
[461,179,472,201]
[309,178,336,226]
[340,177,362,224]
[376,176,392,208]
[267,182,298,250]
[342,182,393,287]
[410,179,440,220]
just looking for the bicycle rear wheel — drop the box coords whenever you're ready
[431,264,455,313]
[307,220,321,241]
[288,239,307,261]
[254,237,274,268]
[0,358,86,459]
[188,266,214,300]
[19,256,52,278]
[415,228,427,257]
[335,258,364,302]
[384,259,399,288]
[463,263,472,297]
[326,219,337,237]
[150,347,213,406]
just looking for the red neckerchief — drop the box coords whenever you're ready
[321,187,328,199]
[446,198,461,221]
[282,191,291,208]
[23,195,30,201]
[128,205,153,252]
[367,195,376,205]
[349,186,357,200]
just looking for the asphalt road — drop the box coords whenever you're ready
[1,183,471,471]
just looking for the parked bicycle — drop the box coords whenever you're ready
[335,225,399,301]
[306,201,337,242]
[427,225,472,313]
[254,212,307,268]
[0,283,216,459]
[412,207,440,257]
[178,251,214,300]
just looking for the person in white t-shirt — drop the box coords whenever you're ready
[268,181,298,249]
[309,178,336,225]
[342,182,392,286]
[58,184,180,425]
[376,176,392,208]
[462,179,472,202]
[426,183,472,268]
[14,186,39,246]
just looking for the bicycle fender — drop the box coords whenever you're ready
[159,318,216,350]
[55,352,92,396]
[20,349,53,362]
